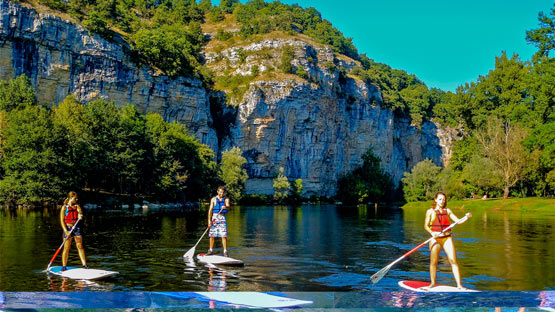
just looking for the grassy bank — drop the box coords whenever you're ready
[402,197,555,212]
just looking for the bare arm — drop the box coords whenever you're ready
[60,206,68,235]
[208,198,215,225]
[448,209,471,223]
[424,209,433,235]
[77,205,83,220]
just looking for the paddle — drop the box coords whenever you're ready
[183,213,220,260]
[370,213,471,284]
[46,218,80,270]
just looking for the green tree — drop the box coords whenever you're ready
[51,96,89,191]
[79,99,122,192]
[524,121,555,196]
[219,147,248,201]
[401,158,442,202]
[441,168,467,200]
[115,104,149,195]
[526,5,555,57]
[476,119,531,199]
[291,178,303,200]
[0,75,37,112]
[219,0,239,14]
[336,149,392,204]
[280,45,294,74]
[0,106,64,205]
[461,154,504,197]
[273,166,290,202]
[452,52,529,129]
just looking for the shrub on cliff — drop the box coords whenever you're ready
[336,149,393,204]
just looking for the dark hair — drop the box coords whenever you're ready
[432,192,447,209]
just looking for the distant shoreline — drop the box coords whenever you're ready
[402,197,555,212]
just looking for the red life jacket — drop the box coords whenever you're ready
[64,204,79,224]
[430,208,451,232]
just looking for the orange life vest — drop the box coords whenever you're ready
[430,208,451,233]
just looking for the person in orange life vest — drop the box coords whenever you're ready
[60,191,88,271]
[207,186,230,257]
[424,192,471,290]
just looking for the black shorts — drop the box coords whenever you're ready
[63,224,82,239]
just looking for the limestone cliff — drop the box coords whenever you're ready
[0,0,453,197]
[0,0,218,153]
[205,38,449,196]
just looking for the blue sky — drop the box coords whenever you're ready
[214,0,554,92]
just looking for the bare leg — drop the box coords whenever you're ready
[443,237,463,288]
[222,237,227,251]
[62,238,72,267]
[74,236,87,266]
[209,237,215,250]
[429,241,441,287]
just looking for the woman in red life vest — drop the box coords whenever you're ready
[424,192,471,289]
[59,191,88,271]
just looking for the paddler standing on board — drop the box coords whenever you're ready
[60,191,88,271]
[207,186,230,257]
[424,192,471,290]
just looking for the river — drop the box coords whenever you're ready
[0,204,553,292]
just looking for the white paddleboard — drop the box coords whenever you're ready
[48,266,118,280]
[196,253,244,266]
[399,280,479,292]
[194,292,313,308]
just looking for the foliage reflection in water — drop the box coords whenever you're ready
[0,204,553,291]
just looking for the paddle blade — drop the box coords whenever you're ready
[370,264,391,284]
[183,247,195,261]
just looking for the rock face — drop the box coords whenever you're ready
[205,38,448,196]
[0,0,218,152]
[0,0,451,197]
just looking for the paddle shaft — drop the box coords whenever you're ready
[184,213,221,258]
[47,218,80,270]
[371,214,469,283]
[390,215,467,266]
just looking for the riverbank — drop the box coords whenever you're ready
[402,197,555,212]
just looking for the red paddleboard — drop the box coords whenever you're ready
[399,280,479,292]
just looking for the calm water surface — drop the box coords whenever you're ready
[0,204,553,292]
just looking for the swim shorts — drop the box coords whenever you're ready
[209,214,227,238]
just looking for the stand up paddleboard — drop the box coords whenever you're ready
[47,266,118,280]
[158,292,312,308]
[196,253,244,266]
[399,280,479,292]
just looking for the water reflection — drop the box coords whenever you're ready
[46,275,115,291]
[207,267,227,291]
[0,204,553,291]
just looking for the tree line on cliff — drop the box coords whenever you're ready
[0,77,222,206]
[24,0,441,127]
[3,0,554,205]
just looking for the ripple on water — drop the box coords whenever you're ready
[311,272,370,288]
